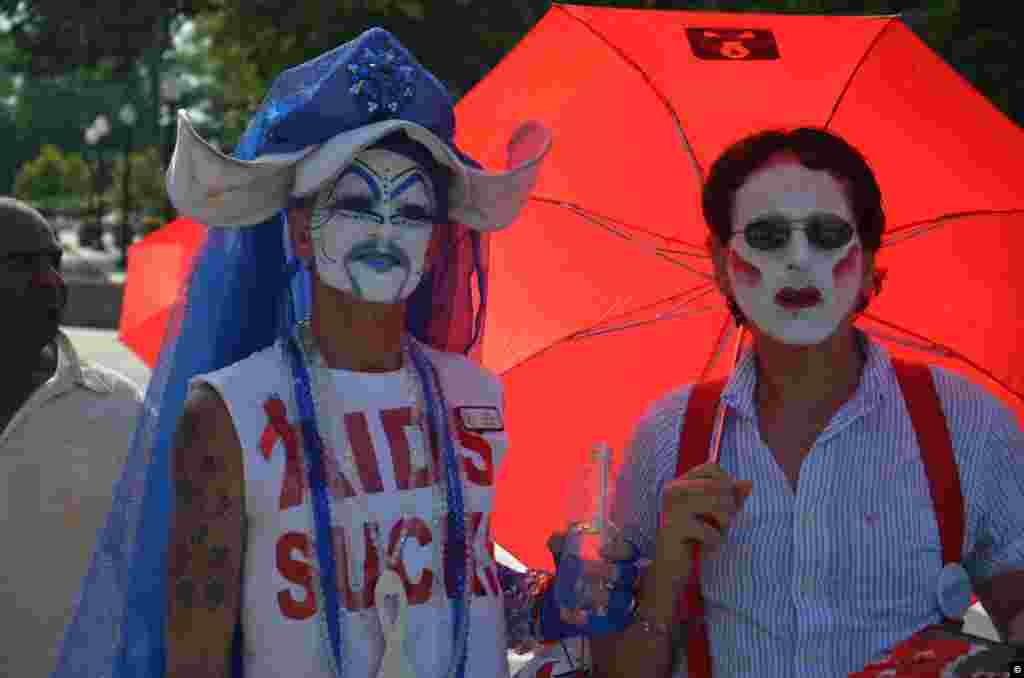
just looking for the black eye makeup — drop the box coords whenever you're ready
[336,196,376,212]
[739,215,855,251]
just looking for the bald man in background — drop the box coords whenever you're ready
[0,197,143,676]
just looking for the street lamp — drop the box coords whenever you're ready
[160,74,183,222]
[160,73,182,113]
[83,114,111,250]
[118,103,137,269]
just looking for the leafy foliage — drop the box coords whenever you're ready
[14,143,90,204]
[190,0,1020,151]
[192,0,552,146]
[0,0,1019,212]
[0,0,214,77]
[104,146,167,217]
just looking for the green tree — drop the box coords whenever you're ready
[0,0,213,77]
[191,0,1020,154]
[192,0,551,148]
[0,11,225,220]
[104,146,168,221]
[1,1,224,181]
[13,143,90,208]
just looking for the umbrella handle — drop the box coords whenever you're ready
[706,325,746,466]
[682,325,746,614]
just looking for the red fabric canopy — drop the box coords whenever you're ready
[455,4,1024,569]
[118,217,207,368]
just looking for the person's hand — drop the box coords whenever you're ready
[546,531,635,566]
[655,463,752,575]
[547,529,638,630]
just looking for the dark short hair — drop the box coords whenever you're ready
[290,131,453,220]
[702,128,884,251]
[0,196,56,241]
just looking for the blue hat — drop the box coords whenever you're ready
[167,27,551,231]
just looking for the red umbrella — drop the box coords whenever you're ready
[453,4,1024,570]
[119,217,208,367]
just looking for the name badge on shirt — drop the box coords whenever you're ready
[456,406,504,432]
[406,426,429,471]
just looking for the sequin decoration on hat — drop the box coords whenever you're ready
[348,47,417,118]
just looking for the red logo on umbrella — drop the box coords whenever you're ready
[686,28,780,60]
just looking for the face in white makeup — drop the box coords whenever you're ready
[310,147,438,304]
[726,158,866,346]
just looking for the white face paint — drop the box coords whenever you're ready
[726,159,866,346]
[310,148,437,304]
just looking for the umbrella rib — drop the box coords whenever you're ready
[553,4,705,185]
[824,15,902,130]
[530,196,715,281]
[860,314,1024,407]
[577,284,721,337]
[697,315,738,385]
[859,316,957,357]
[884,209,1024,247]
[575,304,717,340]
[580,284,718,336]
[497,286,720,377]
[531,197,708,254]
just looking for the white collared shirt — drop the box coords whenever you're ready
[611,331,1024,676]
[0,330,143,678]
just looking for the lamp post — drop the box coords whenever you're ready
[160,74,182,166]
[83,114,111,250]
[118,103,137,269]
[160,74,183,222]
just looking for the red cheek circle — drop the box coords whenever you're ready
[728,249,762,287]
[832,244,862,286]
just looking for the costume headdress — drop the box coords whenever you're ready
[53,27,550,678]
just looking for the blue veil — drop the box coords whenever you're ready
[51,28,492,678]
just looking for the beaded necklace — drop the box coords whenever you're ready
[285,321,472,678]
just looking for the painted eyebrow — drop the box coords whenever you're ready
[390,172,434,206]
[333,164,380,201]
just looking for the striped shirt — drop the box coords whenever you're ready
[610,331,1024,677]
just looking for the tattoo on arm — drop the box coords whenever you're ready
[175,578,196,609]
[166,385,247,675]
[205,577,227,609]
[209,546,230,569]
[176,479,198,507]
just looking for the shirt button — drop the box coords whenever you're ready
[936,563,972,619]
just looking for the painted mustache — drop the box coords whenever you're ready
[346,241,409,272]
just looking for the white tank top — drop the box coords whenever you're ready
[193,337,510,678]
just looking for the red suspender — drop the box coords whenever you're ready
[675,379,728,678]
[672,361,965,676]
[890,360,965,573]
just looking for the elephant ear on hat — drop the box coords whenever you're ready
[166,111,316,228]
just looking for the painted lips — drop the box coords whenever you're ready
[775,286,822,309]
[354,251,402,271]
